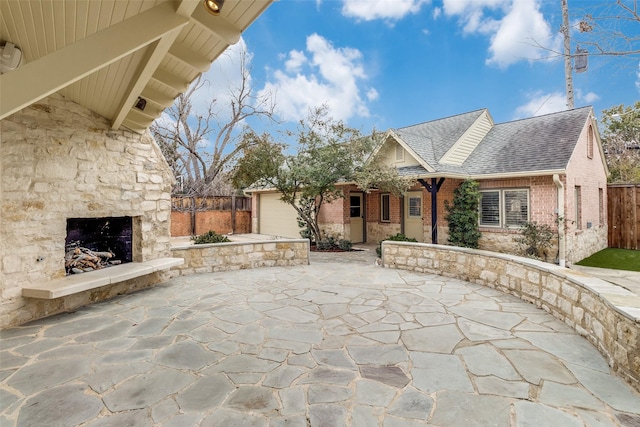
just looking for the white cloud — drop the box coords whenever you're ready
[259,34,375,123]
[576,89,600,104]
[366,88,380,101]
[514,91,567,118]
[341,0,430,21]
[487,0,562,68]
[432,7,441,19]
[285,50,307,73]
[443,0,562,68]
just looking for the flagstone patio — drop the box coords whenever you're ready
[1,249,639,426]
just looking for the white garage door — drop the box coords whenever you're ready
[258,193,302,238]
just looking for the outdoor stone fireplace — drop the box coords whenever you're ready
[0,93,175,327]
[65,216,135,274]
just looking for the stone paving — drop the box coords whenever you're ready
[1,248,640,426]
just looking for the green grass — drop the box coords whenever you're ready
[575,248,640,272]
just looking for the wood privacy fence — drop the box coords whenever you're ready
[171,196,252,237]
[608,184,640,250]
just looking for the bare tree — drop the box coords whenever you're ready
[601,102,640,183]
[571,0,640,58]
[151,48,276,196]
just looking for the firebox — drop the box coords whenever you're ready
[65,216,133,275]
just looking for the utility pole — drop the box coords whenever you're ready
[561,0,574,109]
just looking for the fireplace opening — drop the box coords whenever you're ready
[65,216,133,275]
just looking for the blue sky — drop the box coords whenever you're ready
[196,0,639,135]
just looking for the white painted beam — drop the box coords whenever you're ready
[190,6,242,44]
[0,1,190,121]
[168,42,211,72]
[151,68,191,93]
[110,0,199,130]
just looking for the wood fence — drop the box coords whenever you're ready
[608,184,640,250]
[171,195,252,237]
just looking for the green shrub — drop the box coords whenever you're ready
[514,221,554,261]
[191,230,231,245]
[445,179,481,249]
[316,239,333,250]
[338,239,353,251]
[376,233,417,257]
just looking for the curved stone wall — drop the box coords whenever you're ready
[381,241,640,392]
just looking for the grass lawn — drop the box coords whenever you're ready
[576,248,640,272]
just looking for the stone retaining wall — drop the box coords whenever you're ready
[382,241,640,392]
[170,239,310,276]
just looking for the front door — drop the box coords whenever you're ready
[404,191,423,242]
[350,193,364,243]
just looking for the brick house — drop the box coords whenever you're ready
[251,107,609,264]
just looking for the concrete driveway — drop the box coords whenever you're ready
[1,249,639,426]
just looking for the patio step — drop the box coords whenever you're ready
[22,257,184,299]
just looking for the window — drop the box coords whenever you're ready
[350,195,361,218]
[408,196,422,218]
[575,186,582,229]
[395,144,404,161]
[587,125,594,159]
[599,188,603,226]
[381,194,391,222]
[479,189,529,227]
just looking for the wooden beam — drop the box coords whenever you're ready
[0,1,190,121]
[168,42,212,72]
[111,0,199,130]
[190,6,242,44]
[151,68,191,93]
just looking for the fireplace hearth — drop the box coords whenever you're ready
[65,217,133,275]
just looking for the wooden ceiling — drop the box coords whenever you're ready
[0,0,272,133]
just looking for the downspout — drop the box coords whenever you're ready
[553,174,566,268]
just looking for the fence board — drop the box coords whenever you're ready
[608,184,639,250]
[171,196,252,236]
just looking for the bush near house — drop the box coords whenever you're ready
[314,235,354,252]
[514,221,555,261]
[191,230,231,245]
[445,180,481,249]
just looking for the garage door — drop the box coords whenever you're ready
[258,193,302,238]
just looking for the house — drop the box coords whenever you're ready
[250,107,609,264]
[0,0,273,328]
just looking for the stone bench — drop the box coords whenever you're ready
[22,257,184,299]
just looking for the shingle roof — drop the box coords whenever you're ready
[392,106,592,177]
[394,109,486,169]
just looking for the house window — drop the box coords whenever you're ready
[587,125,594,159]
[395,144,404,161]
[408,196,421,217]
[381,194,391,222]
[479,189,529,228]
[599,188,603,226]
[575,186,582,229]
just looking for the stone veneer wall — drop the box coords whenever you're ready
[382,241,640,392]
[170,239,310,276]
[0,94,174,327]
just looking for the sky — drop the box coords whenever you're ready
[193,0,639,137]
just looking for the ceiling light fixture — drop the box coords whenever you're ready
[203,0,224,16]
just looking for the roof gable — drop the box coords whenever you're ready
[440,109,494,165]
[393,109,487,169]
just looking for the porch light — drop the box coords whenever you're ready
[203,0,224,15]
